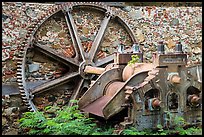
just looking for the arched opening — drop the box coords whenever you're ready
[168,92,179,110]
[144,89,160,111]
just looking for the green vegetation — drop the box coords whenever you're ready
[128,54,140,66]
[18,100,113,135]
[19,100,202,135]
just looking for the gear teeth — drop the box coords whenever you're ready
[19,89,25,92]
[17,66,22,69]
[21,96,28,100]
[16,72,22,75]
[20,93,27,97]
[17,68,22,72]
[17,67,22,70]
[22,100,28,104]
[17,76,23,79]
[17,79,23,82]
[27,106,32,109]
[22,100,29,104]
[17,61,23,65]
[16,58,23,61]
[17,80,23,84]
[17,65,22,69]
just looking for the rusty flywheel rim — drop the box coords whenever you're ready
[17,2,137,112]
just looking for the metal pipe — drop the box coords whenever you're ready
[84,66,106,75]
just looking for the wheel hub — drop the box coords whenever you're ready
[79,61,95,79]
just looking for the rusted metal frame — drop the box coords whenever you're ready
[157,53,187,67]
[68,78,84,106]
[186,64,202,83]
[78,67,123,109]
[95,54,114,67]
[174,71,193,111]
[89,12,112,62]
[34,42,79,66]
[62,9,79,60]
[125,71,157,115]
[95,48,141,67]
[103,70,149,119]
[64,9,86,61]
[178,70,201,111]
[18,47,38,111]
[32,72,79,95]
[73,4,107,13]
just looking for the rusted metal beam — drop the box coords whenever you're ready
[34,42,79,66]
[89,13,112,61]
[32,72,79,94]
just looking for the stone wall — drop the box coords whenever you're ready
[1,2,202,135]
[2,94,27,135]
[2,2,202,84]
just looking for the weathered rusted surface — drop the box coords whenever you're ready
[114,52,143,65]
[16,2,137,111]
[170,74,181,84]
[122,63,154,81]
[84,66,106,75]
[105,81,125,96]
[79,41,202,130]
[151,98,161,108]
[81,95,112,117]
[187,94,200,106]
[78,67,123,110]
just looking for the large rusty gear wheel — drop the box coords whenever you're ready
[17,2,137,111]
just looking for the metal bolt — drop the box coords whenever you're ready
[157,41,165,54]
[152,98,161,108]
[175,41,183,53]
[132,43,140,53]
[118,44,124,53]
[171,75,181,84]
[188,94,200,105]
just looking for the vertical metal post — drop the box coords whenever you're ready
[157,41,165,54]
[118,43,125,53]
[132,43,140,53]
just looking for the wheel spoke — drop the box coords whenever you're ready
[63,10,79,60]
[63,7,86,61]
[95,54,114,67]
[31,72,79,95]
[34,42,79,66]
[68,78,84,106]
[89,12,112,61]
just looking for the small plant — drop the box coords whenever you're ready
[18,102,202,135]
[19,100,103,135]
[128,55,140,66]
[122,127,147,135]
